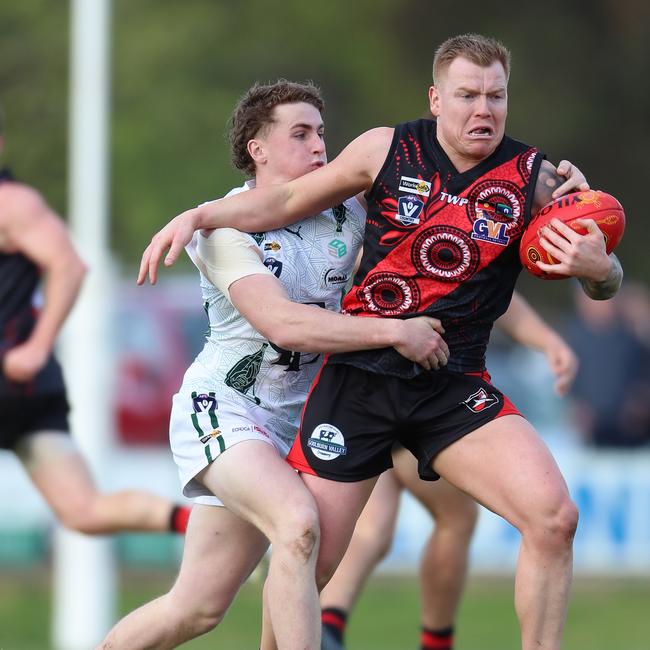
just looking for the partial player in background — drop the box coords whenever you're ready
[566,284,650,448]
[320,292,578,650]
[0,109,190,536]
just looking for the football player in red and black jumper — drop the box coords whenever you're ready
[140,34,623,650]
[0,114,190,538]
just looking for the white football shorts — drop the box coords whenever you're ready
[169,383,292,507]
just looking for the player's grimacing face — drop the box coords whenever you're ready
[259,102,326,182]
[429,57,508,170]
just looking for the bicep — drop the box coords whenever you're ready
[228,274,292,334]
[283,127,392,217]
[532,160,563,213]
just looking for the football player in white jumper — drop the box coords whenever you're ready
[99,81,448,650]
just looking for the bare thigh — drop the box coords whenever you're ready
[393,448,477,524]
[432,415,571,530]
[301,473,377,587]
[197,440,318,539]
[18,431,99,518]
[171,504,269,609]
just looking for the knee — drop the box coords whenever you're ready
[447,499,479,538]
[162,576,236,632]
[352,524,393,565]
[525,497,579,552]
[58,507,105,535]
[184,604,227,637]
[316,558,337,592]
[272,504,320,564]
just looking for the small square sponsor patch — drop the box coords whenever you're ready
[328,239,347,258]
[399,176,431,197]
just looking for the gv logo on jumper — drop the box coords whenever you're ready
[471,218,510,246]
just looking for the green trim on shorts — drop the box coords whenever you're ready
[189,391,222,463]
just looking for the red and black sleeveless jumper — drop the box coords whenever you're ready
[0,169,66,398]
[330,119,543,377]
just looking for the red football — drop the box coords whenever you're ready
[519,190,625,280]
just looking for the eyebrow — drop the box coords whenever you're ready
[290,122,324,130]
[456,86,506,94]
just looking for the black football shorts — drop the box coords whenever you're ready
[0,393,70,451]
[287,360,520,482]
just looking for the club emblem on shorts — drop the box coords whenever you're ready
[192,392,218,414]
[224,343,267,405]
[462,388,500,413]
[307,423,347,461]
[190,391,222,458]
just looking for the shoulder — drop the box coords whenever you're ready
[336,127,395,184]
[0,181,47,218]
[0,182,52,241]
[502,133,540,157]
[356,126,394,148]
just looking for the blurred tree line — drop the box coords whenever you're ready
[0,0,648,304]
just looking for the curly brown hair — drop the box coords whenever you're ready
[433,33,511,84]
[228,80,324,176]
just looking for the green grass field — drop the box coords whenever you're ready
[1,568,648,649]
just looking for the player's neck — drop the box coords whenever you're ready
[254,169,299,188]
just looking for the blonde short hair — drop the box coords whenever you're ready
[433,33,511,84]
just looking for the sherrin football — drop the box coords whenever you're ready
[519,190,625,279]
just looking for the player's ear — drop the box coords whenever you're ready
[247,138,266,166]
[428,86,440,117]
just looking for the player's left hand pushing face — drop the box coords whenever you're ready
[394,316,449,371]
[536,217,611,281]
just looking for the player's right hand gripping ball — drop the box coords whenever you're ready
[519,190,625,279]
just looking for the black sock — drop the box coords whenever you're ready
[321,607,348,643]
[421,625,454,650]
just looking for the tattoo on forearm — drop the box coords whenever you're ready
[533,163,562,213]
[579,254,623,300]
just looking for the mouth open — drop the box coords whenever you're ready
[468,127,493,138]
